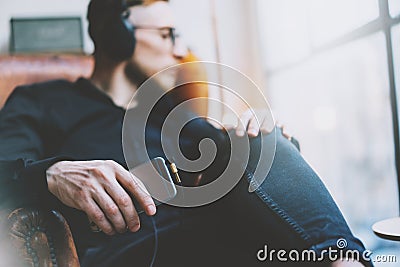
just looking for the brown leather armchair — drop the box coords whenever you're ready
[0,54,94,107]
[0,54,93,267]
[4,208,80,267]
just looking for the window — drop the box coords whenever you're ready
[389,0,400,17]
[257,0,400,257]
[307,0,379,46]
[393,25,400,117]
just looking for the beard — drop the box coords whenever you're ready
[124,61,150,88]
[124,61,173,112]
[124,61,178,91]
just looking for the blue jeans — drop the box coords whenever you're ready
[78,128,370,267]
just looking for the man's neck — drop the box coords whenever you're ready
[90,61,138,109]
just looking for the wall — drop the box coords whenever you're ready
[0,0,92,53]
[0,0,266,120]
[172,0,267,121]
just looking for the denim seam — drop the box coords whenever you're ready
[244,169,312,245]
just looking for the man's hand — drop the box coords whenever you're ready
[46,160,156,235]
[233,109,274,137]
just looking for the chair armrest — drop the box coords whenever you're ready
[6,208,80,267]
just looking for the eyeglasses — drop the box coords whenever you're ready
[134,26,178,46]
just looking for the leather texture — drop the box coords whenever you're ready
[0,54,93,107]
[7,208,80,267]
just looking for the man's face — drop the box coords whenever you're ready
[126,1,187,87]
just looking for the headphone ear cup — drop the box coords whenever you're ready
[101,13,136,61]
[88,0,136,61]
[121,13,136,57]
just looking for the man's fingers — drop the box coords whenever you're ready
[127,176,156,216]
[281,127,292,140]
[260,115,274,134]
[83,199,115,235]
[103,181,140,232]
[222,123,235,131]
[236,109,274,137]
[236,111,252,136]
[113,162,156,216]
[247,116,261,137]
[92,189,127,233]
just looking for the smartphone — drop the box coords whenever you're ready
[129,157,177,213]
[89,157,177,232]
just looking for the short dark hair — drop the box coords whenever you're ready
[87,0,144,55]
[87,0,168,58]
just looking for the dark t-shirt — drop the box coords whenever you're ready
[0,78,229,208]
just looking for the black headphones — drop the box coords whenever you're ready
[87,0,137,61]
